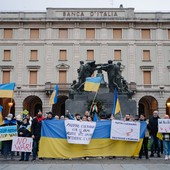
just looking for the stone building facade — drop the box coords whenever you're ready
[0,7,170,118]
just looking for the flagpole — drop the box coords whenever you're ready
[120,108,123,120]
[89,91,98,114]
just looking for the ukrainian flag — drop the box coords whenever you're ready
[84,77,102,92]
[112,88,121,115]
[49,85,58,105]
[0,83,15,98]
[39,119,146,158]
[0,105,4,125]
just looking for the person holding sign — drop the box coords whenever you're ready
[1,113,16,160]
[18,118,31,161]
[161,114,170,160]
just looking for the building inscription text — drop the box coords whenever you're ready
[63,11,118,17]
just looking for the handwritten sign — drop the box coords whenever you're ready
[0,125,17,141]
[110,120,140,142]
[158,119,170,133]
[12,137,33,152]
[65,120,96,145]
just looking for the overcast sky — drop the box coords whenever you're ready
[0,0,170,12]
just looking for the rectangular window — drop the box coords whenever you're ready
[114,50,121,60]
[4,28,13,39]
[168,29,170,39]
[29,71,37,85]
[59,29,68,39]
[143,71,151,85]
[3,50,11,61]
[59,70,67,84]
[141,29,150,39]
[30,29,39,39]
[86,28,95,39]
[143,50,150,61]
[59,50,67,61]
[113,29,122,39]
[2,71,10,83]
[30,50,38,61]
[87,50,94,61]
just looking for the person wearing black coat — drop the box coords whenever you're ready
[31,110,45,161]
[148,110,161,157]
[18,118,31,161]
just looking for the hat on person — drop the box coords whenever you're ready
[22,117,28,121]
[46,111,53,115]
[6,113,13,120]
[7,113,13,118]
[75,113,81,117]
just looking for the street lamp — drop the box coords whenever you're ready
[167,102,170,107]
[8,102,13,114]
[8,102,13,107]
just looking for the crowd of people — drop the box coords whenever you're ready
[0,109,170,161]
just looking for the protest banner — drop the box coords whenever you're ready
[65,120,96,144]
[0,125,17,141]
[158,119,170,133]
[110,120,140,142]
[39,120,146,158]
[12,136,33,152]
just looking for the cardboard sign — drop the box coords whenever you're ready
[65,120,96,144]
[158,119,170,133]
[12,136,33,152]
[110,120,140,142]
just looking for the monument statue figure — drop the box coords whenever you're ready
[100,60,117,92]
[71,60,132,95]
[114,62,123,92]
[73,60,99,92]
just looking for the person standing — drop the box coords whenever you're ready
[31,110,45,161]
[1,113,16,160]
[161,114,170,160]
[46,111,54,120]
[18,118,31,161]
[148,110,161,157]
[139,114,149,159]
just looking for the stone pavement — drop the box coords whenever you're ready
[0,156,170,170]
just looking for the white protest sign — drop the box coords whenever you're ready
[65,120,96,144]
[110,120,140,142]
[158,119,170,133]
[12,137,33,152]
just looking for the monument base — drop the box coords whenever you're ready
[66,88,137,119]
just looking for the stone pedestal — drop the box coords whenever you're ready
[66,87,137,118]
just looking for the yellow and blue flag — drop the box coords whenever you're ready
[0,83,15,98]
[0,105,4,125]
[49,85,58,105]
[111,88,121,115]
[84,77,102,92]
[39,120,146,158]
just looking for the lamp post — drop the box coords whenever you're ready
[8,102,13,114]
[167,102,170,107]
